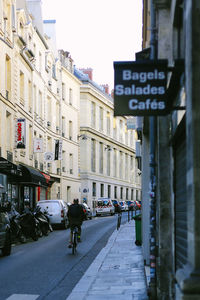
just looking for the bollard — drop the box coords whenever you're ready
[133,214,142,246]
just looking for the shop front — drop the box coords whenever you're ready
[0,157,23,209]
[38,172,51,200]
[18,164,48,212]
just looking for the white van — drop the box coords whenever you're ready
[37,200,68,229]
[119,201,128,211]
[95,198,115,216]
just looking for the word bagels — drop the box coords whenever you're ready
[115,68,166,111]
[122,69,165,83]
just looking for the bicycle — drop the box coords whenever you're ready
[117,212,122,230]
[71,226,78,254]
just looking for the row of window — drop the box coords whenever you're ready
[92,182,140,200]
[91,101,135,147]
[91,139,135,180]
[0,110,75,175]
[3,54,76,143]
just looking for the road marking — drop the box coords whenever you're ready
[6,294,39,300]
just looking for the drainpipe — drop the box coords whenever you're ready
[149,0,157,298]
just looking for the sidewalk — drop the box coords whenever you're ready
[66,219,148,300]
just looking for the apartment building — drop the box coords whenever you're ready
[141,0,200,299]
[59,49,81,203]
[74,68,141,212]
[0,0,81,210]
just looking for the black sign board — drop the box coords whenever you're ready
[114,60,168,116]
[54,140,59,160]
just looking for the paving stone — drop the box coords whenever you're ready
[66,220,148,300]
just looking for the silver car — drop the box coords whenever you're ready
[37,200,68,229]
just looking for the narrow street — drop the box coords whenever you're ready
[0,213,128,300]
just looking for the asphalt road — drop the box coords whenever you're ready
[0,212,129,300]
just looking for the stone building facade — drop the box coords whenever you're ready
[74,68,141,213]
[0,0,140,213]
[0,0,81,210]
[141,0,200,299]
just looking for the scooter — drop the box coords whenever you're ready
[18,208,40,241]
[33,206,50,236]
[41,208,53,232]
[8,207,26,243]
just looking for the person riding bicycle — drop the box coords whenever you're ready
[114,203,122,214]
[67,199,85,248]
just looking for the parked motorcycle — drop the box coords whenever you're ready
[43,208,53,232]
[18,208,41,241]
[8,206,26,243]
[33,206,50,236]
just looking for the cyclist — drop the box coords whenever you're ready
[67,199,85,248]
[114,202,122,214]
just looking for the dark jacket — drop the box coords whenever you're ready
[67,204,85,225]
[114,204,122,213]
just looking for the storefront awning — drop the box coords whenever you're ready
[40,172,50,184]
[19,165,48,187]
[0,157,22,178]
[49,175,60,186]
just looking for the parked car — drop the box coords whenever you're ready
[128,200,141,210]
[135,200,141,209]
[81,203,92,220]
[95,198,115,216]
[119,201,128,211]
[0,205,12,256]
[37,200,68,229]
[127,201,135,211]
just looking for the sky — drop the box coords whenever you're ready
[41,0,142,91]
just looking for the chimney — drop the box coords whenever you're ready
[101,84,109,95]
[80,68,93,81]
[111,89,114,98]
[26,0,44,34]
[43,19,57,50]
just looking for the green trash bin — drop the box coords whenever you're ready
[133,214,142,246]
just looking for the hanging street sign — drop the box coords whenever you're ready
[33,138,43,153]
[54,140,63,160]
[44,152,54,161]
[16,118,26,149]
[114,60,168,116]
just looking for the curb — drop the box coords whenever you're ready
[66,224,120,300]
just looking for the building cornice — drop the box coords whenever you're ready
[61,66,82,85]
[35,27,49,49]
[0,93,17,110]
[80,85,113,109]
[0,36,14,49]
[80,126,135,154]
